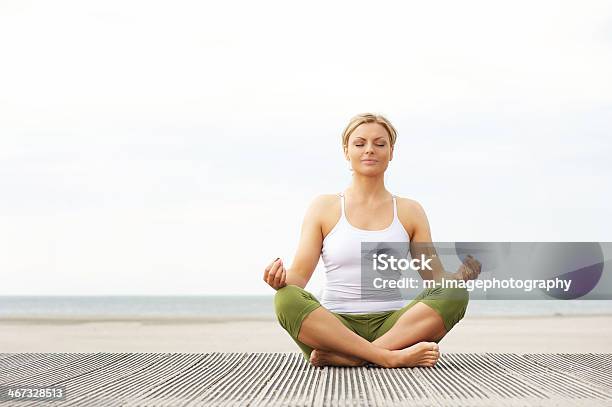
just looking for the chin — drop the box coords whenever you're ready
[356,169,385,177]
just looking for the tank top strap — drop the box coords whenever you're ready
[392,194,398,220]
[338,192,346,218]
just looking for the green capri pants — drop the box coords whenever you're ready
[274,285,469,362]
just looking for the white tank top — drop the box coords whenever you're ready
[320,192,411,313]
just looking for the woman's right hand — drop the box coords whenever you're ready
[263,258,287,290]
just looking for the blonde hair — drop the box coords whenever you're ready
[341,113,398,151]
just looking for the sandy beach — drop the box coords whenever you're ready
[1,314,611,354]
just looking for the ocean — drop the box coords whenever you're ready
[0,296,610,319]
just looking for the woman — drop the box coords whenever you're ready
[263,113,481,368]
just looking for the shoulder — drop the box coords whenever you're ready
[304,194,342,237]
[395,196,429,238]
[395,196,426,216]
[307,194,339,212]
[304,194,340,219]
[311,193,340,206]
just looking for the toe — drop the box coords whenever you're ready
[310,350,320,366]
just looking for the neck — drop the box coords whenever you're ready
[346,174,390,204]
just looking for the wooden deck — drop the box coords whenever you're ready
[0,352,611,406]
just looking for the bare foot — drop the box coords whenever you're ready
[389,342,440,368]
[309,349,368,367]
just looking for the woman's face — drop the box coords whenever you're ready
[345,122,393,175]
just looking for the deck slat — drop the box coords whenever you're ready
[0,352,610,406]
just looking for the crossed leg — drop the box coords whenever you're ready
[299,302,446,368]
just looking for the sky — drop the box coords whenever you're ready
[0,0,611,296]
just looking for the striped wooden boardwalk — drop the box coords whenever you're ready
[0,352,611,406]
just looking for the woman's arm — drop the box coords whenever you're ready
[404,200,448,282]
[399,198,480,282]
[283,195,328,289]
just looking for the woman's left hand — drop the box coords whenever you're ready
[453,255,482,281]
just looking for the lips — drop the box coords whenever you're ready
[361,159,378,164]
